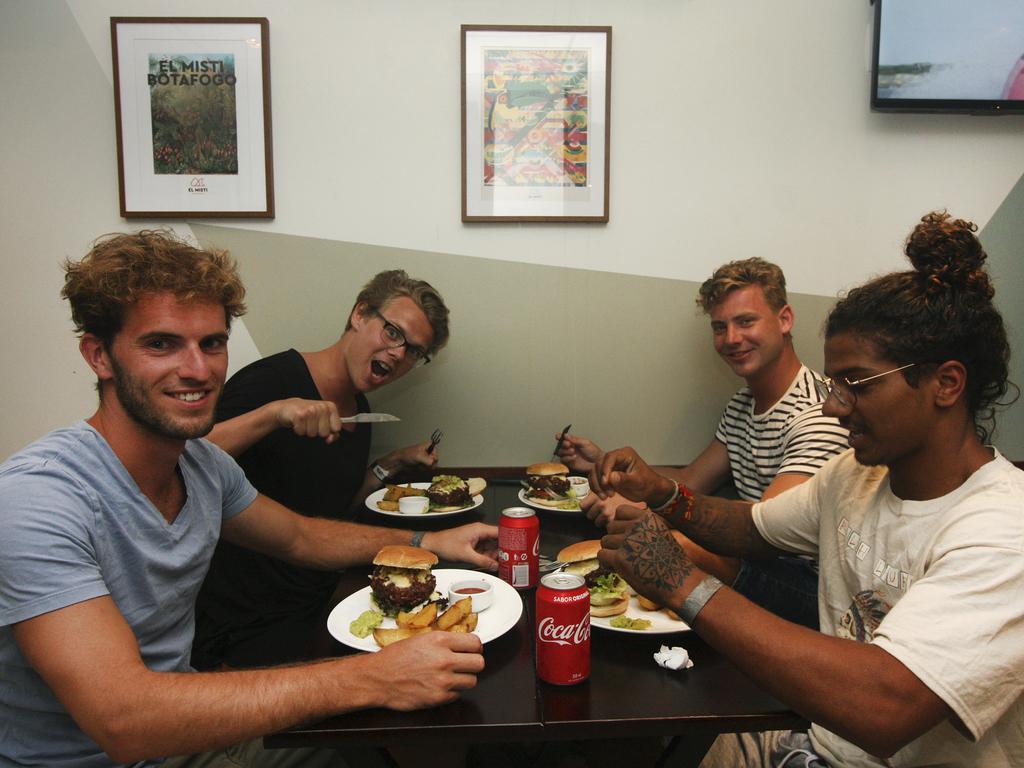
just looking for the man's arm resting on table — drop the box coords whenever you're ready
[221,494,497,572]
[681,586,952,758]
[222,493,416,569]
[14,597,481,763]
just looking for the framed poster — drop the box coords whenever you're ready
[110,17,274,218]
[461,25,611,223]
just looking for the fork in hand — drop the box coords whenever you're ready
[426,428,443,454]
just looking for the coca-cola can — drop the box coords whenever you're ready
[536,572,590,685]
[498,506,540,589]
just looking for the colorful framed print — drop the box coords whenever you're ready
[461,25,611,222]
[111,17,274,218]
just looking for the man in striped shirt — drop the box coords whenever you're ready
[557,258,847,628]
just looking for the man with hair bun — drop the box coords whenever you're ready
[592,211,1024,767]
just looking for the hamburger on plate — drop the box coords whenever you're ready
[427,475,486,512]
[556,539,629,617]
[524,462,580,510]
[369,545,438,617]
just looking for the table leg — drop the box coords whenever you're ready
[655,733,717,768]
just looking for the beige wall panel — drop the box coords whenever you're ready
[193,225,836,467]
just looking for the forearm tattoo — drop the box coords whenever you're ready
[621,514,693,591]
[674,494,773,559]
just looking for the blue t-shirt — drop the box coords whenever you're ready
[0,422,257,768]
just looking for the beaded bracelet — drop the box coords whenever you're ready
[651,481,695,522]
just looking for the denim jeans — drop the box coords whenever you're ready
[732,555,819,630]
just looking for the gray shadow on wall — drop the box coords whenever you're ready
[980,172,1024,459]
[192,224,838,467]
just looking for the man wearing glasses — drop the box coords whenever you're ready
[592,212,1024,767]
[193,269,450,670]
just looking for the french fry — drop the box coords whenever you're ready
[376,500,400,512]
[372,626,432,647]
[382,484,428,502]
[396,602,438,629]
[436,597,472,630]
[636,595,661,611]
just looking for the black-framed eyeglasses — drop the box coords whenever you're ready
[813,363,915,409]
[372,309,431,367]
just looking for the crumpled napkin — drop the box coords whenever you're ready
[653,645,694,670]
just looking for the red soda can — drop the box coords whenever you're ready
[536,572,590,685]
[498,507,539,589]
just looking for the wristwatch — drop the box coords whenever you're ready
[370,462,391,483]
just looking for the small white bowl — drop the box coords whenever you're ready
[569,476,591,499]
[449,578,494,612]
[398,496,429,515]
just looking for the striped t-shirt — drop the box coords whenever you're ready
[714,365,849,501]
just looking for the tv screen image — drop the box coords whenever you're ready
[872,0,1024,113]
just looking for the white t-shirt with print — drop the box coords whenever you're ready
[752,448,1024,768]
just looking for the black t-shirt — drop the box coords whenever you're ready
[192,349,371,668]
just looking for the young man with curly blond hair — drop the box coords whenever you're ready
[0,230,497,768]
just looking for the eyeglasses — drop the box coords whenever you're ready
[372,309,431,367]
[813,363,915,409]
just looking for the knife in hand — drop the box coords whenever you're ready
[341,413,400,423]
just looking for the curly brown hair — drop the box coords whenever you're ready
[825,211,1016,443]
[344,269,450,354]
[696,258,788,314]
[62,229,247,346]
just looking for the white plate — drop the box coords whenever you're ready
[365,482,483,517]
[590,594,691,634]
[328,568,524,652]
[517,488,582,515]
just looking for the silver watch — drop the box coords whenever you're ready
[370,462,390,482]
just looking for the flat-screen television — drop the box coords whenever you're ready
[871,0,1024,113]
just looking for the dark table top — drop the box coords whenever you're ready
[265,479,806,751]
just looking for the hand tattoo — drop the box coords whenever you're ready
[620,514,693,592]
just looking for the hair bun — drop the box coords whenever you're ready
[904,211,992,299]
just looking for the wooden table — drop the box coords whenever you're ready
[265,479,807,766]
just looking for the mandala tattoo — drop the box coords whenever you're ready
[621,514,692,591]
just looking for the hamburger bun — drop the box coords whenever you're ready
[590,594,629,618]
[557,539,601,564]
[373,545,438,570]
[467,477,487,496]
[526,462,569,477]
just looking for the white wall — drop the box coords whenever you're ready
[2,0,1022,461]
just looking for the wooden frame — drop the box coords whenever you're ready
[461,25,611,223]
[110,17,274,218]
